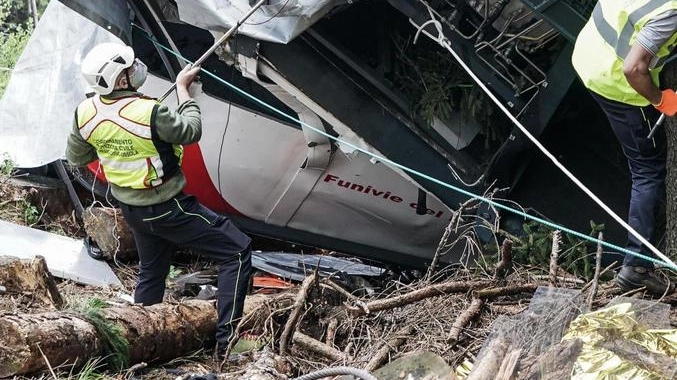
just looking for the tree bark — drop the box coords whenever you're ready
[0,256,63,308]
[82,207,137,261]
[346,280,492,317]
[0,300,216,377]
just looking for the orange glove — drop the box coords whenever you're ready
[654,89,677,116]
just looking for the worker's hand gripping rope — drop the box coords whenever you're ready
[653,89,677,116]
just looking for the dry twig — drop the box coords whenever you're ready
[494,239,513,280]
[346,280,492,317]
[549,230,561,286]
[320,278,358,301]
[473,284,540,299]
[292,331,348,362]
[587,232,604,309]
[365,326,415,372]
[325,318,338,346]
[581,260,617,293]
[447,298,484,345]
[280,272,318,354]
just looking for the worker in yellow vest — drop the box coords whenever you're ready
[572,0,677,296]
[66,42,252,357]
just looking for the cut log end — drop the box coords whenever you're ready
[82,207,136,261]
[0,256,63,308]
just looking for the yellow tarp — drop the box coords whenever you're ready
[563,303,677,380]
[456,303,677,379]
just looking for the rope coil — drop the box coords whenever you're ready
[292,366,378,380]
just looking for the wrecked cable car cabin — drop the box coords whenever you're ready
[0,0,629,268]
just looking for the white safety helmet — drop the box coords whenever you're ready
[80,42,135,95]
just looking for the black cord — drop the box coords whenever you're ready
[244,0,291,25]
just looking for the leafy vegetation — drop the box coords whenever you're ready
[392,34,509,148]
[0,0,48,98]
[0,153,15,177]
[509,220,605,279]
[74,298,130,371]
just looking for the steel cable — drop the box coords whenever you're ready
[132,24,677,271]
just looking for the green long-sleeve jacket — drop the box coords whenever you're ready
[66,90,202,206]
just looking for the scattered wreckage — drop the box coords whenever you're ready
[0,0,633,270]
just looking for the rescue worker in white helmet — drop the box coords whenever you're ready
[66,42,252,357]
[572,0,677,296]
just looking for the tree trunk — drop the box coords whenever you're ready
[0,300,216,377]
[0,256,63,308]
[663,67,677,257]
[0,292,288,376]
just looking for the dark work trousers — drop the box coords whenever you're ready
[118,193,252,347]
[590,92,666,268]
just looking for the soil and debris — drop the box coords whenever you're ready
[1,172,677,380]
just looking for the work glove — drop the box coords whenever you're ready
[653,89,677,117]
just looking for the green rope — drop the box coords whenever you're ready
[133,24,677,271]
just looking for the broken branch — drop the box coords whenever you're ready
[587,232,603,309]
[365,326,414,372]
[473,284,540,299]
[447,298,484,345]
[346,280,492,317]
[279,272,317,354]
[292,331,348,362]
[494,239,513,280]
[549,230,561,286]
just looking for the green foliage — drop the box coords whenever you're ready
[392,34,508,148]
[512,220,605,279]
[0,0,48,98]
[71,357,108,380]
[22,200,39,226]
[75,298,130,371]
[0,153,14,177]
[168,264,182,280]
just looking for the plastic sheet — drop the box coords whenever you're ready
[175,0,346,44]
[456,289,677,380]
[0,1,120,167]
[563,303,677,380]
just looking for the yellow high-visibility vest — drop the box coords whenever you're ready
[572,0,677,106]
[77,95,183,189]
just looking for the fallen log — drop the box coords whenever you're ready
[346,280,492,317]
[82,207,136,261]
[0,300,216,377]
[0,256,63,308]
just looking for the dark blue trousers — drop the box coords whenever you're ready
[590,92,666,268]
[119,193,252,346]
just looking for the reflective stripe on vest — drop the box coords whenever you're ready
[77,96,182,189]
[592,0,670,61]
[572,0,677,105]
